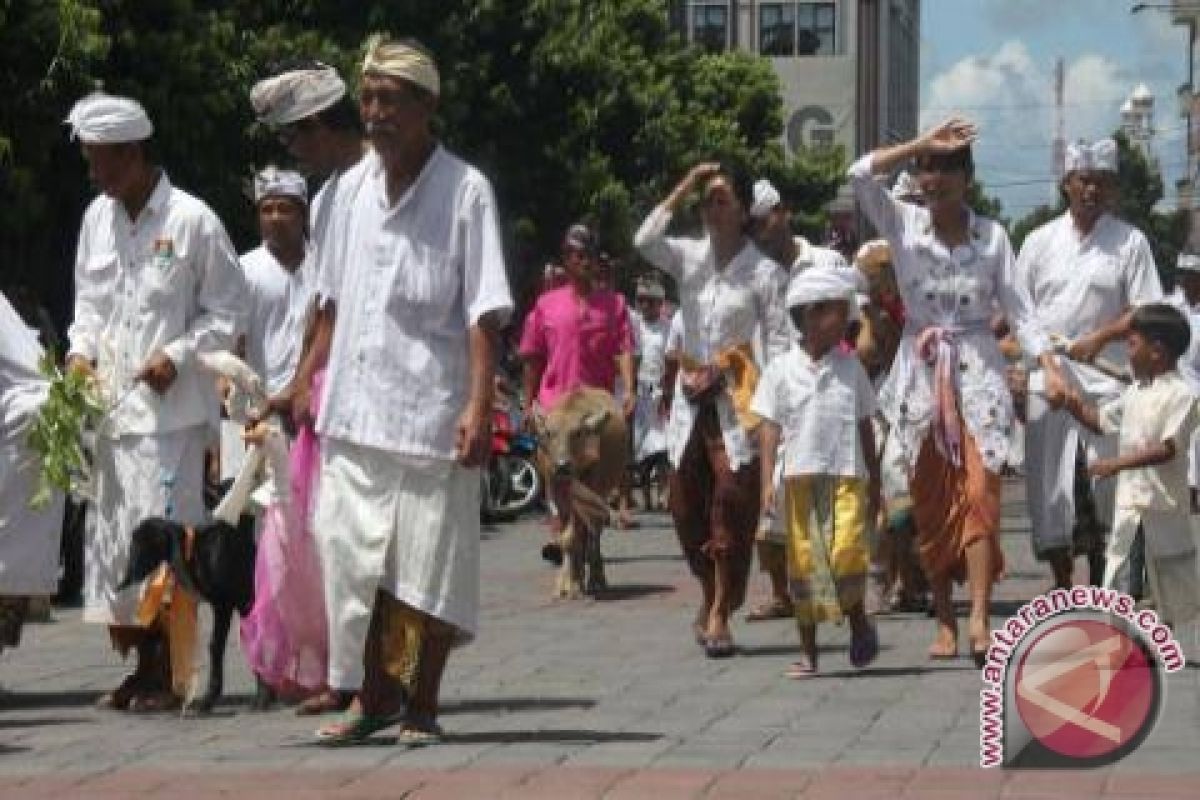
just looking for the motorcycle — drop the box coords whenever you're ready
[480,395,542,522]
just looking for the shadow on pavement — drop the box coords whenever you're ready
[604,554,685,565]
[442,696,597,714]
[591,584,675,602]
[0,715,91,730]
[446,729,661,745]
[0,690,103,710]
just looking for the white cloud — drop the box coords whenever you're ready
[921,40,1181,215]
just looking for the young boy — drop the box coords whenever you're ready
[751,266,883,677]
[1063,303,1200,629]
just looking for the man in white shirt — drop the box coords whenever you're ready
[1018,138,1163,589]
[292,36,513,744]
[240,167,311,396]
[743,178,847,622]
[64,92,244,711]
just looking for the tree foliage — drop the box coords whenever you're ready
[0,0,846,320]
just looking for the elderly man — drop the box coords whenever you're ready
[64,92,244,711]
[1018,138,1162,590]
[742,178,848,622]
[288,36,512,744]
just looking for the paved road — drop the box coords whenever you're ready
[1,480,1198,797]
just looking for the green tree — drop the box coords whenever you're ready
[1,0,847,320]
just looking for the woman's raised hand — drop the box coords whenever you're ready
[921,118,977,154]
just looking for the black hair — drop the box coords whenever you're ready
[913,145,974,179]
[711,160,754,212]
[1130,302,1191,361]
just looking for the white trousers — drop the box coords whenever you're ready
[313,438,480,690]
[1105,508,1200,626]
[83,426,207,625]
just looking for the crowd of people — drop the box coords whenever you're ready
[1,31,1199,749]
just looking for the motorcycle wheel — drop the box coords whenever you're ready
[486,455,542,522]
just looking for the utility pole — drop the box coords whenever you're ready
[1052,57,1066,198]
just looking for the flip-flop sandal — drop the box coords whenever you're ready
[784,658,818,679]
[849,625,879,669]
[397,724,443,748]
[745,600,793,622]
[315,712,398,745]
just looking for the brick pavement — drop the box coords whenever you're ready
[1,480,1198,797]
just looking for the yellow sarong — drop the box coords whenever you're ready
[783,475,870,625]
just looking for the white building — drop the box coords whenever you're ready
[671,0,921,226]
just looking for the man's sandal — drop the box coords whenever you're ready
[784,656,818,679]
[314,711,399,745]
[396,720,444,748]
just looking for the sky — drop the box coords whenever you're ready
[919,0,1191,219]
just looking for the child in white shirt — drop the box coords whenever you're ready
[1064,303,1200,629]
[751,267,883,677]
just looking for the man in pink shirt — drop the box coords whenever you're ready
[520,224,635,418]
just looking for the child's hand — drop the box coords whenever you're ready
[241,420,271,446]
[1088,459,1119,480]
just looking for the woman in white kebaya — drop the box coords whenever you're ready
[848,118,1066,665]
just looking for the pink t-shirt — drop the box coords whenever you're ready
[519,285,634,411]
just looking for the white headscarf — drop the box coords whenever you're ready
[786,265,861,321]
[250,65,346,126]
[749,178,781,219]
[1064,138,1118,174]
[253,166,308,205]
[65,92,153,144]
[361,34,440,97]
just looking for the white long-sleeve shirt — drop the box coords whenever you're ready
[633,206,790,470]
[67,173,245,437]
[240,245,315,395]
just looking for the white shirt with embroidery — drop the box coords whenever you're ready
[633,206,791,471]
[751,344,877,480]
[634,311,673,388]
[240,244,315,396]
[67,173,245,437]
[848,153,1049,472]
[316,147,514,459]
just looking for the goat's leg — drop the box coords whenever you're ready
[251,674,277,712]
[194,603,233,712]
[585,525,607,595]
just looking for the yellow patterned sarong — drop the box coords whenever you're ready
[783,475,870,625]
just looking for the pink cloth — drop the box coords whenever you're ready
[240,368,329,695]
[518,285,634,410]
[917,326,964,467]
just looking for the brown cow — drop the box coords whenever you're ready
[535,388,628,598]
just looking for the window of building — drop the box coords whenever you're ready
[691,1,730,53]
[759,2,837,57]
[760,3,797,57]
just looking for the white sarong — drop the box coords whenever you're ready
[313,438,480,690]
[83,425,207,625]
[1025,362,1121,558]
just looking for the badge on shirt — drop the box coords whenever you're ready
[153,237,174,270]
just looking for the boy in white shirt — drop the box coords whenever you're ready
[1063,303,1200,629]
[751,267,883,678]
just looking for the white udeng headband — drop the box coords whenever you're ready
[1064,138,1117,173]
[361,34,440,97]
[66,91,153,143]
